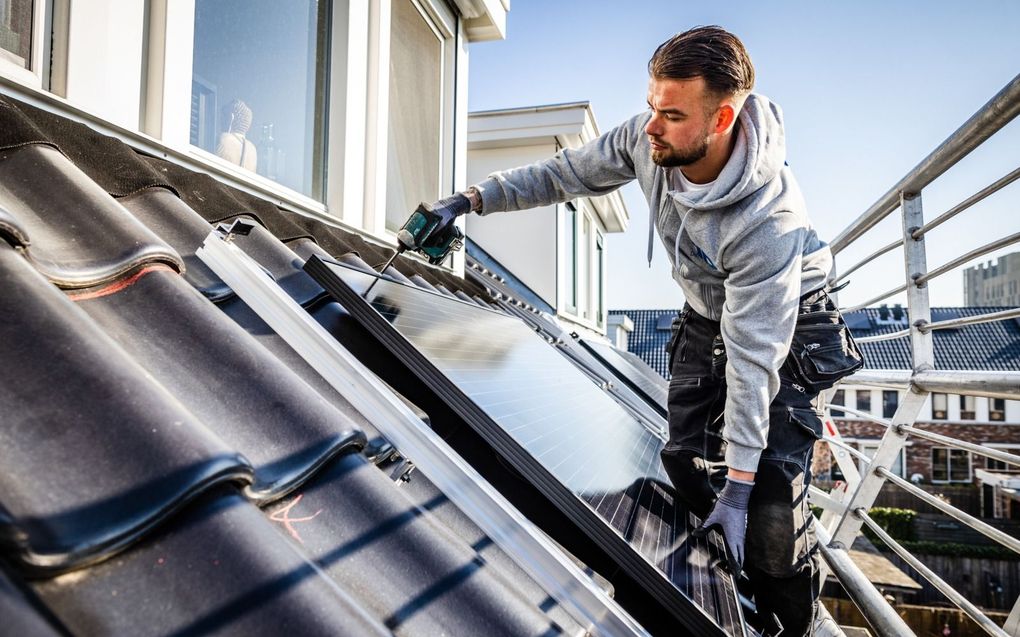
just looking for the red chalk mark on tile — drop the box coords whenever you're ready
[156,557,166,566]
[269,494,322,544]
[67,264,176,301]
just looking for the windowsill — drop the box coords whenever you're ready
[556,307,606,335]
[0,74,377,238]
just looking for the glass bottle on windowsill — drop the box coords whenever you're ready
[258,124,277,180]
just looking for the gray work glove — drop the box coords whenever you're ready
[414,193,473,250]
[693,477,754,574]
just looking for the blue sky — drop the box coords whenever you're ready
[468,1,1020,310]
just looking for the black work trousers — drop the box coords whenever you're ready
[659,294,828,637]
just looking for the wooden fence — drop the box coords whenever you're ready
[884,552,1020,610]
[823,597,1009,637]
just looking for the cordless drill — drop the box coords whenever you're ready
[395,198,466,265]
[365,195,469,296]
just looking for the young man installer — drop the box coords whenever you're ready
[416,26,861,637]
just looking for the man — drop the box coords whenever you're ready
[419,26,838,636]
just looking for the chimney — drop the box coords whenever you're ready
[878,304,890,320]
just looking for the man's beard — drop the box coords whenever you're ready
[651,135,710,167]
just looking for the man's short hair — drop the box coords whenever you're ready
[648,26,755,99]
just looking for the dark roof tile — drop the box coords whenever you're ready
[0,92,648,635]
[612,306,1020,377]
[0,145,183,287]
[271,453,575,636]
[0,201,29,248]
[0,245,249,575]
[72,267,366,501]
[120,187,234,301]
[846,307,1020,371]
[31,490,393,637]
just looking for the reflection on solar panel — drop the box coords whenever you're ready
[843,312,873,331]
[494,301,667,434]
[656,314,675,331]
[305,256,747,637]
[580,339,669,416]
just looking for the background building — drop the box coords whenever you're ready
[466,102,629,336]
[964,251,1020,307]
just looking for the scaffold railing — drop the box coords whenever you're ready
[814,73,1020,637]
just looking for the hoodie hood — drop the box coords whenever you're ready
[671,94,787,211]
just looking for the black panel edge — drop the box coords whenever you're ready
[578,340,668,418]
[303,254,730,637]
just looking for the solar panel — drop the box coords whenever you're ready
[842,312,873,331]
[580,339,669,416]
[494,300,668,430]
[305,255,747,637]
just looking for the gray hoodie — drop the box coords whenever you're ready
[474,94,834,472]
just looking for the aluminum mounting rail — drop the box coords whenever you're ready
[196,228,651,637]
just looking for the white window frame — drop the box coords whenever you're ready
[1,0,472,272]
[153,0,332,213]
[984,444,1020,473]
[377,0,456,240]
[930,446,972,484]
[0,0,49,89]
[857,440,906,478]
[558,200,606,332]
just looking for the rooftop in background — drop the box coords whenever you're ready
[611,306,1020,379]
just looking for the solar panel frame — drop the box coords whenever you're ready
[305,255,746,637]
[494,300,668,436]
[580,339,669,417]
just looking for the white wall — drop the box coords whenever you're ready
[466,143,559,306]
[833,384,1020,425]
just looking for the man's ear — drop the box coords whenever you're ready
[714,104,736,134]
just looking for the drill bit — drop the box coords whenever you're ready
[363,249,401,298]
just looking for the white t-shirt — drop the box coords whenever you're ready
[669,167,715,194]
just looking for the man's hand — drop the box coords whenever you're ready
[693,476,754,574]
[414,189,477,249]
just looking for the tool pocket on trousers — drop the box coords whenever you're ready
[786,311,864,393]
[763,405,823,468]
[666,310,689,373]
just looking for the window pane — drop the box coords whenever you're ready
[856,390,871,413]
[386,0,443,231]
[830,390,845,417]
[191,0,330,200]
[0,0,32,69]
[932,393,947,419]
[932,447,949,481]
[961,395,976,420]
[596,234,604,326]
[950,449,971,481]
[579,215,590,318]
[882,390,899,418]
[991,398,1006,421]
[565,205,576,312]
